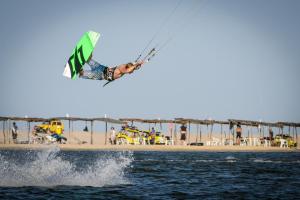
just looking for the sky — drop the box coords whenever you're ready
[0,0,299,123]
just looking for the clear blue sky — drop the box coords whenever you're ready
[0,0,299,122]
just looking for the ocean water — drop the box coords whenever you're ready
[0,147,299,200]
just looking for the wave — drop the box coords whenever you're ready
[225,156,236,160]
[0,146,133,187]
[252,159,282,163]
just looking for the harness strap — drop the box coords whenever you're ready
[103,67,116,81]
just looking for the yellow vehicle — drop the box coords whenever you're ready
[34,120,64,134]
[116,126,165,145]
[152,132,165,145]
[116,132,135,144]
[274,134,296,147]
[141,129,165,145]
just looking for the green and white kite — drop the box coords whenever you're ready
[63,31,100,79]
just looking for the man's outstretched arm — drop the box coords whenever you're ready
[127,60,145,73]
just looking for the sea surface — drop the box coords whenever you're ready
[0,147,299,199]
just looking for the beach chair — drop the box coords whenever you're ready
[264,139,271,147]
[226,139,234,146]
[253,138,260,146]
[280,139,288,148]
[212,137,221,146]
[165,138,174,145]
[206,140,211,146]
[240,138,248,146]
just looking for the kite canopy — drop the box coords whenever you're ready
[63,31,100,79]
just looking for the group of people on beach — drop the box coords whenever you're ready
[234,122,275,146]
[108,124,188,145]
[108,125,164,145]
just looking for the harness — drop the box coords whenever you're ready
[103,67,116,81]
[102,67,117,87]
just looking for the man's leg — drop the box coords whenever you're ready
[87,59,103,70]
[79,70,95,79]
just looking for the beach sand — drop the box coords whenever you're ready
[0,131,298,152]
[0,143,298,152]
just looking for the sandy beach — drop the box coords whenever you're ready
[0,143,298,152]
[1,130,299,152]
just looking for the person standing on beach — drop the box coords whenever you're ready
[11,122,18,144]
[269,127,274,145]
[110,127,116,145]
[180,124,187,145]
[150,127,156,145]
[236,123,242,145]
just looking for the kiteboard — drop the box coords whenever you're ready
[63,31,100,79]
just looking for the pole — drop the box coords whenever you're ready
[28,122,31,144]
[91,120,94,145]
[200,125,202,142]
[8,120,11,144]
[292,126,295,141]
[207,125,209,142]
[221,124,223,143]
[210,124,213,140]
[174,124,177,145]
[296,127,299,149]
[296,127,298,140]
[188,122,191,145]
[6,120,9,144]
[68,120,71,144]
[2,121,5,144]
[196,124,199,143]
[105,121,108,145]
[171,123,173,142]
[228,124,231,142]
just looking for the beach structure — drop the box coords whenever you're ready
[174,118,230,145]
[0,116,124,145]
[228,119,299,147]
[120,118,224,145]
[1,116,299,148]
[120,118,299,147]
[56,117,124,144]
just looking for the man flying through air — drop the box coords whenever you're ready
[63,31,151,85]
[79,54,145,83]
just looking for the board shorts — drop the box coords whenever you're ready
[80,59,107,80]
[180,132,186,140]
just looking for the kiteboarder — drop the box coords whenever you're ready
[79,54,145,82]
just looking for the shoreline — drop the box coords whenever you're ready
[0,144,298,152]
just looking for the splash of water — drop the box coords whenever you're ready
[0,146,133,187]
[224,156,237,162]
[225,156,236,160]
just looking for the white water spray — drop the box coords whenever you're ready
[0,146,133,187]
